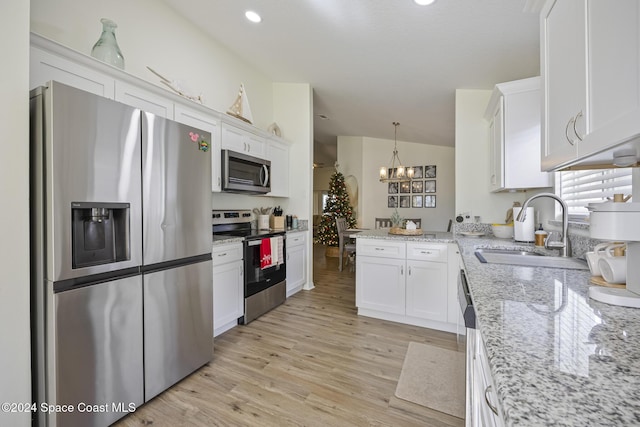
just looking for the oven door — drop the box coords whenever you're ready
[244,237,286,297]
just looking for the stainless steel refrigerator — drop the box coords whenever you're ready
[30,81,213,427]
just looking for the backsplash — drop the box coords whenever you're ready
[454,222,608,258]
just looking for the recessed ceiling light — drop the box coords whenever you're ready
[245,10,262,23]
[414,0,436,5]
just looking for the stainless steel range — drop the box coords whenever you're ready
[212,210,286,324]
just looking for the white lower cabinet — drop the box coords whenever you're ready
[286,231,307,297]
[467,328,504,427]
[212,242,243,337]
[355,239,456,332]
[356,256,406,315]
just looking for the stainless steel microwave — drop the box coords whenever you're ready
[221,150,271,194]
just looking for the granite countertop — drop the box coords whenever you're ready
[350,228,454,243]
[456,233,640,426]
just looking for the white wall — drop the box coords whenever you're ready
[455,89,550,224]
[338,136,455,231]
[336,136,364,227]
[1,1,31,426]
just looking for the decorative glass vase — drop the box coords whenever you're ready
[91,18,125,69]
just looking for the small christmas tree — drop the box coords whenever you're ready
[317,172,357,246]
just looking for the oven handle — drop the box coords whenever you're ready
[247,240,262,247]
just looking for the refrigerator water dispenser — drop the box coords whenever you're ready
[72,202,130,268]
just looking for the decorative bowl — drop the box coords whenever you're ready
[491,224,514,239]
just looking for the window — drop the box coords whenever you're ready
[557,168,633,218]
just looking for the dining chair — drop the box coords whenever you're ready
[375,218,392,229]
[335,217,356,272]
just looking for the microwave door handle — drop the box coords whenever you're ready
[261,164,269,187]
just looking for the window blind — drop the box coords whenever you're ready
[558,168,633,216]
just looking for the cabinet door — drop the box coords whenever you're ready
[286,244,306,296]
[356,256,405,314]
[213,259,244,337]
[267,138,290,197]
[489,100,504,192]
[245,132,266,157]
[30,46,115,97]
[578,0,640,159]
[406,260,448,322]
[541,0,585,170]
[221,123,247,152]
[115,81,174,118]
[175,104,222,192]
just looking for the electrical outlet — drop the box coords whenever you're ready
[456,212,473,223]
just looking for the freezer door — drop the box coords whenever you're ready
[142,112,212,265]
[53,275,143,427]
[143,260,213,401]
[40,81,142,281]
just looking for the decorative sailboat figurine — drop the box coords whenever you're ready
[226,83,254,124]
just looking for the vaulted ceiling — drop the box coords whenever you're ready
[162,0,540,166]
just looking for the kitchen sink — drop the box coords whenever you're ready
[475,248,589,270]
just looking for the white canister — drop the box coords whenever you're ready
[513,207,535,242]
[258,215,270,230]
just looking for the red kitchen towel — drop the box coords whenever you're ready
[260,238,272,269]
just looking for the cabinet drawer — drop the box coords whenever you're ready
[211,242,243,266]
[356,240,405,259]
[287,232,306,248]
[406,243,448,262]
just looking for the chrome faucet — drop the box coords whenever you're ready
[516,192,571,258]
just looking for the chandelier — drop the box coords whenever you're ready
[379,122,414,182]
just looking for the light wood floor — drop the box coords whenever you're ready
[116,245,464,427]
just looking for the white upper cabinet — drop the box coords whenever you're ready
[485,77,552,192]
[114,80,174,118]
[221,122,266,158]
[266,137,290,197]
[541,0,640,170]
[30,42,115,98]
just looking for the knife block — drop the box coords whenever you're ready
[270,215,284,230]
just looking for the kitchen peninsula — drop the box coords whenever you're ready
[352,229,460,334]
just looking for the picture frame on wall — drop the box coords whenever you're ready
[388,182,398,194]
[424,195,436,208]
[399,181,411,193]
[411,181,423,193]
[424,180,436,193]
[388,168,397,179]
[425,165,437,178]
[399,196,410,208]
[412,166,423,178]
[412,195,423,208]
[388,196,398,208]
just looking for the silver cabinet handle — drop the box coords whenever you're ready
[218,177,221,187]
[401,266,404,275]
[484,385,499,416]
[565,117,576,145]
[573,110,584,141]
[375,247,383,251]
[420,250,432,254]
[218,252,227,257]
[408,266,411,276]
[240,265,243,276]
